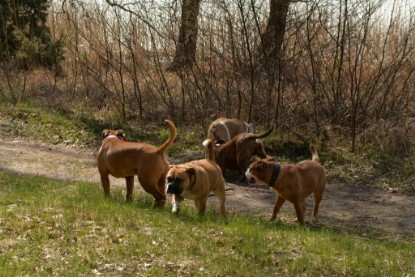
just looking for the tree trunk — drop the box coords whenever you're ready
[258,0,290,82]
[168,0,202,72]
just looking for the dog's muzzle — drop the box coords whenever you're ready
[167,179,183,194]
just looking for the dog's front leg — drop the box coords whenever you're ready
[236,156,248,182]
[171,194,183,213]
[271,195,286,221]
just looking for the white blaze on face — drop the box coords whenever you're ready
[245,167,264,184]
[245,168,254,181]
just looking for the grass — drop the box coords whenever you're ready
[1,100,415,275]
[1,171,414,276]
[0,102,202,156]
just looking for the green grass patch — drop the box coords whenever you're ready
[0,102,96,147]
[1,171,414,276]
[0,102,202,156]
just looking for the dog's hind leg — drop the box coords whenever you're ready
[293,200,305,224]
[312,188,325,223]
[213,189,226,216]
[100,174,111,197]
[139,178,166,208]
[312,201,320,223]
[156,175,167,198]
[125,176,134,202]
[194,198,208,215]
[271,195,286,221]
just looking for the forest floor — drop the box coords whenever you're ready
[1,138,414,239]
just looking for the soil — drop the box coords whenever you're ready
[1,138,414,238]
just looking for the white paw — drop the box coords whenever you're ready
[172,202,180,213]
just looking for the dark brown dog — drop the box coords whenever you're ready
[245,145,326,224]
[166,139,226,216]
[97,120,177,207]
[213,128,273,181]
[207,117,254,142]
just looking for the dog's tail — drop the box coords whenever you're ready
[253,127,274,139]
[202,139,216,162]
[157,120,177,154]
[310,144,320,163]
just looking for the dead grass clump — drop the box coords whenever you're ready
[357,119,415,158]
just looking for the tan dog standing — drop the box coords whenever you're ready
[207,117,254,142]
[213,128,273,181]
[97,120,177,207]
[166,139,226,216]
[245,145,326,224]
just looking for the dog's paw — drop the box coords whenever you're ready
[172,202,180,213]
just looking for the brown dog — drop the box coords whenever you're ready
[245,145,326,224]
[97,120,177,207]
[207,117,254,142]
[166,139,226,216]
[213,128,273,181]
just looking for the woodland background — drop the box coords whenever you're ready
[1,0,414,155]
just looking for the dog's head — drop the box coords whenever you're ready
[102,129,126,141]
[245,157,276,184]
[166,166,196,195]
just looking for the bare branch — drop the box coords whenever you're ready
[104,0,166,39]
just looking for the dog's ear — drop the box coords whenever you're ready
[102,130,110,139]
[257,160,265,170]
[116,129,126,141]
[264,156,276,162]
[215,139,226,145]
[186,167,196,177]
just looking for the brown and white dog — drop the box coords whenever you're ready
[245,144,326,224]
[166,139,226,216]
[97,120,177,207]
[213,128,273,181]
[207,117,254,142]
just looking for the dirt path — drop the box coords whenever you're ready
[1,138,414,237]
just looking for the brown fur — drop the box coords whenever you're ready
[213,128,273,181]
[245,144,326,224]
[207,117,254,142]
[97,120,177,206]
[166,139,226,216]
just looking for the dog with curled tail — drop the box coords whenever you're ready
[97,120,177,207]
[213,127,273,181]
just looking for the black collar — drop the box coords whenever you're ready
[269,164,281,186]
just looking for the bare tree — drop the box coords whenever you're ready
[169,0,202,71]
[24,0,414,155]
[257,0,291,83]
